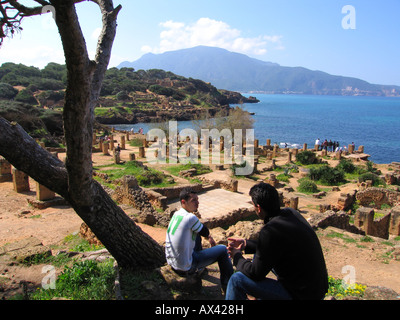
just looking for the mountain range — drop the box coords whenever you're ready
[118,46,400,97]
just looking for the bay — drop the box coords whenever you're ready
[112,94,400,164]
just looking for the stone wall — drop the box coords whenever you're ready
[354,206,400,239]
[356,187,400,208]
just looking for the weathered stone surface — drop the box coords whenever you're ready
[308,210,351,230]
[363,286,400,300]
[356,187,400,208]
[158,264,202,293]
[0,236,51,263]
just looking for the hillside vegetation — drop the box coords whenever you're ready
[0,62,257,143]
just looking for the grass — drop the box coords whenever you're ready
[95,160,176,188]
[30,259,116,300]
[164,163,212,177]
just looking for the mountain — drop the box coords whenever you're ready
[118,46,400,96]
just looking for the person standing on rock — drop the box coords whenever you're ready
[226,182,328,300]
[165,187,233,293]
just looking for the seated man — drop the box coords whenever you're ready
[226,182,328,300]
[165,187,233,292]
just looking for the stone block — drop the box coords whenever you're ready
[12,168,30,193]
[0,157,12,182]
[36,182,56,201]
[389,206,400,236]
[158,265,202,293]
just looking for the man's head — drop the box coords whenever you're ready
[179,187,199,213]
[249,182,281,222]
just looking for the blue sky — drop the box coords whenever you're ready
[1,0,400,86]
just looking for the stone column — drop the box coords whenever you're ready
[0,157,12,182]
[109,136,114,151]
[129,153,136,161]
[92,133,97,146]
[36,182,55,201]
[121,135,126,150]
[354,207,374,235]
[266,139,271,147]
[303,143,307,151]
[389,206,400,236]
[289,197,299,210]
[287,152,292,163]
[12,168,30,193]
[254,139,259,149]
[102,142,109,155]
[348,144,354,153]
[139,146,145,158]
[126,132,130,141]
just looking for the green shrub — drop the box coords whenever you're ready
[326,276,366,299]
[358,172,385,187]
[309,165,345,185]
[30,259,116,300]
[336,159,356,173]
[15,89,37,105]
[0,82,18,99]
[296,150,317,165]
[298,178,319,193]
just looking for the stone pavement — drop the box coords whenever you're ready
[168,188,254,220]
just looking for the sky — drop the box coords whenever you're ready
[1,0,400,86]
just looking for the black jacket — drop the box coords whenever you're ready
[233,208,328,300]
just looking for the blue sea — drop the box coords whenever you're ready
[112,94,400,164]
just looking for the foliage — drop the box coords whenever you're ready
[98,161,175,188]
[0,82,18,99]
[297,178,319,193]
[358,172,386,187]
[165,163,212,177]
[308,165,346,186]
[336,158,356,173]
[15,89,37,104]
[296,150,317,165]
[30,259,116,300]
[326,276,367,299]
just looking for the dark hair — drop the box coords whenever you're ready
[179,187,197,202]
[249,182,281,221]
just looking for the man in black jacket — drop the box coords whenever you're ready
[226,182,328,300]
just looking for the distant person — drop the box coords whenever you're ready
[322,139,328,151]
[165,188,233,293]
[315,138,321,151]
[328,140,333,152]
[226,182,328,300]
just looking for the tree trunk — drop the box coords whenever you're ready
[0,118,165,268]
[0,0,166,269]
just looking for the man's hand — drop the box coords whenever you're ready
[208,235,216,247]
[227,237,246,258]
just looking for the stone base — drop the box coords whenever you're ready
[27,197,68,210]
[158,264,202,293]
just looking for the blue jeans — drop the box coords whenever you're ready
[191,244,233,289]
[225,272,293,300]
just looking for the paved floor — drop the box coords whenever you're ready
[168,188,254,220]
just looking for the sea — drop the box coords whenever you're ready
[111,94,400,164]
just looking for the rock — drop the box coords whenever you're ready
[158,264,202,293]
[308,210,351,230]
[225,220,264,242]
[363,286,400,300]
[0,237,51,264]
[137,211,157,226]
